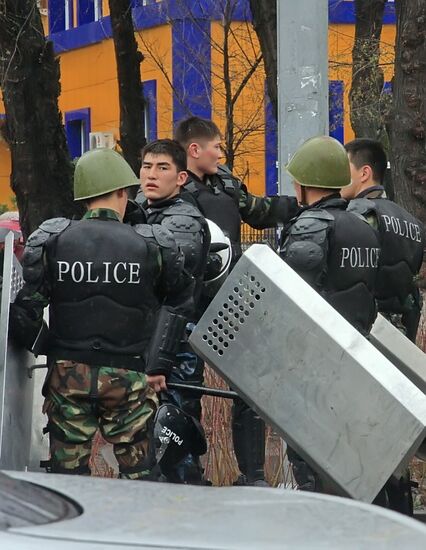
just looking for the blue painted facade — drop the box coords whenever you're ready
[45,0,395,196]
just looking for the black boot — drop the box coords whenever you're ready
[232,399,268,485]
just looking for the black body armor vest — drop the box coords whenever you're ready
[280,197,380,335]
[45,219,162,368]
[348,197,424,312]
[182,169,242,260]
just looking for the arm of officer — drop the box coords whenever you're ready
[280,216,329,290]
[9,231,51,353]
[142,224,195,389]
[239,181,299,229]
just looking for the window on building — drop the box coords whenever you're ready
[329,80,344,144]
[143,80,157,143]
[65,109,91,160]
[78,0,103,26]
[48,0,74,33]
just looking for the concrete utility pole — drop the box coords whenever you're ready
[277,0,329,195]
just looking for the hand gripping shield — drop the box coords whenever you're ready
[189,244,426,503]
[0,232,35,469]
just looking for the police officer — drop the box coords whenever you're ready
[342,138,424,342]
[279,136,380,492]
[342,138,425,515]
[136,139,210,483]
[175,116,300,486]
[9,148,193,479]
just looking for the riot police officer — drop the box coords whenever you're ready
[9,148,193,479]
[342,138,425,515]
[279,136,380,492]
[136,139,210,483]
[342,138,424,342]
[175,116,300,486]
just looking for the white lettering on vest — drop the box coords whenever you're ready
[56,261,142,285]
[340,248,380,268]
[71,261,84,283]
[129,263,141,284]
[113,262,127,284]
[86,262,99,284]
[57,261,70,282]
[381,214,421,242]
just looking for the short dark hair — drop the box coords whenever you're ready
[141,139,187,172]
[175,116,221,147]
[344,138,387,184]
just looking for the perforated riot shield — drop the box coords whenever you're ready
[189,244,426,503]
[0,232,35,469]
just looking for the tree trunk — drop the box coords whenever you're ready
[0,1,80,239]
[249,0,277,118]
[390,0,426,231]
[349,0,387,139]
[109,0,146,177]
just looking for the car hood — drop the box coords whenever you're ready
[1,471,426,549]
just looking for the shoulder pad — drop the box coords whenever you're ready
[152,224,176,248]
[26,227,51,248]
[162,214,202,235]
[39,217,71,234]
[134,223,154,239]
[217,164,233,177]
[217,165,241,189]
[286,241,325,271]
[299,209,335,222]
[347,198,375,217]
[22,243,44,266]
[162,200,204,219]
[291,215,330,236]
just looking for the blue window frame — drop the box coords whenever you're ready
[65,108,91,160]
[143,80,158,143]
[329,80,344,144]
[48,0,73,33]
[264,84,278,196]
[329,0,396,24]
[78,0,102,26]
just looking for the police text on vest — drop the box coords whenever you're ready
[57,261,141,284]
[381,215,422,242]
[340,248,380,268]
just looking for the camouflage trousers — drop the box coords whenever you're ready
[43,360,158,479]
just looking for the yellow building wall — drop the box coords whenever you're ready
[211,21,266,196]
[328,23,396,143]
[0,18,397,208]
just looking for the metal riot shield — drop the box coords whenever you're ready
[189,244,426,503]
[0,232,35,469]
[370,314,426,395]
[370,315,426,461]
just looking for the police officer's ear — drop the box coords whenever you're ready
[177,170,188,188]
[188,142,201,159]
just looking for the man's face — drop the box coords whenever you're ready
[140,153,187,202]
[189,136,223,176]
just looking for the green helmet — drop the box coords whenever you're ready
[74,148,140,201]
[286,136,351,188]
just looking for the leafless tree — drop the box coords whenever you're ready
[0,0,79,238]
[109,0,146,176]
[390,0,426,229]
[249,0,277,118]
[349,0,388,140]
[138,0,264,179]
